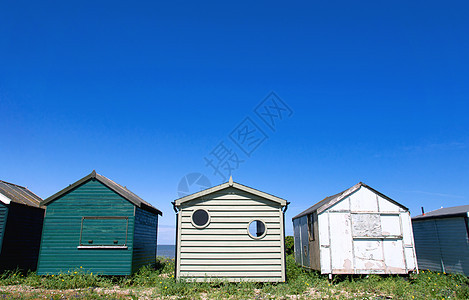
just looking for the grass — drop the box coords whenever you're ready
[1,256,468,299]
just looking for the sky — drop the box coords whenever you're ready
[1,1,468,244]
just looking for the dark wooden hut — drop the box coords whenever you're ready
[0,180,44,272]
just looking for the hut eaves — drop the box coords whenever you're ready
[413,205,469,221]
[42,170,162,215]
[292,182,408,220]
[174,176,287,206]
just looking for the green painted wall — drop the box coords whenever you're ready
[37,179,136,275]
[132,207,158,273]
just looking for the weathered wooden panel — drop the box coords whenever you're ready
[328,196,350,211]
[37,180,135,275]
[351,214,382,237]
[383,239,406,273]
[330,212,353,272]
[298,215,309,268]
[377,195,401,212]
[318,212,331,273]
[380,215,401,236]
[293,218,301,264]
[354,239,384,270]
[350,187,379,212]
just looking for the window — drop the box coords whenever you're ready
[78,216,129,249]
[351,213,402,238]
[247,220,267,239]
[191,209,210,228]
[308,214,315,241]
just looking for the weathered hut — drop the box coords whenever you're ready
[412,205,469,275]
[0,180,44,272]
[292,182,418,275]
[173,177,289,282]
[37,171,162,275]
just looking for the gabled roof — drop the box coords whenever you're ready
[42,170,162,216]
[292,182,408,220]
[412,205,469,221]
[173,176,287,206]
[0,180,43,208]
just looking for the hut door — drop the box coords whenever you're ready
[351,213,405,273]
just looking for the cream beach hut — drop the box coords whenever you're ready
[172,177,289,282]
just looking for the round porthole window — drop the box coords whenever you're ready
[191,209,210,228]
[247,220,267,239]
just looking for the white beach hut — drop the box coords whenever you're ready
[292,182,418,276]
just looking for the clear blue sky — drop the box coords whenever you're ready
[1,1,468,244]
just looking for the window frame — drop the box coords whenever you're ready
[191,208,211,229]
[307,213,315,241]
[77,216,129,249]
[247,219,268,239]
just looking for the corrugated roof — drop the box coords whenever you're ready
[42,170,162,216]
[292,182,408,220]
[0,180,43,208]
[412,205,469,220]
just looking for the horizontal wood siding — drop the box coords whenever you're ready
[0,202,44,272]
[37,180,135,275]
[132,207,158,273]
[413,217,469,275]
[178,188,284,282]
[0,203,7,255]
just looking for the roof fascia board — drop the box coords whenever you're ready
[42,171,95,206]
[316,183,362,214]
[0,192,11,205]
[174,181,287,206]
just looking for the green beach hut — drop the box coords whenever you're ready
[37,171,162,275]
[0,180,44,272]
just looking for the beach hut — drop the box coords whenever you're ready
[172,177,289,282]
[37,170,162,275]
[292,182,418,275]
[412,205,469,275]
[0,180,44,272]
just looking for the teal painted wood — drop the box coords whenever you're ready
[132,207,158,273]
[0,202,8,255]
[0,202,44,272]
[37,180,136,275]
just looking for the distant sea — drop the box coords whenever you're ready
[157,245,175,258]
